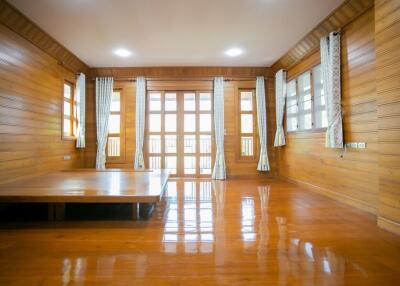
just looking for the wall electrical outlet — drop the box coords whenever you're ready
[63,155,71,161]
[358,142,366,149]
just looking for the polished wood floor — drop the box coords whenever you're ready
[0,178,399,285]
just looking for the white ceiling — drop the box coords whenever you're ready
[9,0,342,67]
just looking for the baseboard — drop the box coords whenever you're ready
[281,176,377,215]
[378,216,400,236]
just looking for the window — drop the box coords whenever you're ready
[62,82,77,138]
[239,90,257,158]
[107,90,121,157]
[286,64,327,132]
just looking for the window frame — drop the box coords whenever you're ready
[285,63,328,134]
[106,88,125,163]
[61,80,76,140]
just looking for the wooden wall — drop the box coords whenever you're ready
[277,8,379,213]
[0,23,85,183]
[375,0,400,235]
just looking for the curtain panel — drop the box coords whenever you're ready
[212,77,226,180]
[255,76,270,171]
[274,70,286,147]
[320,32,343,148]
[134,76,146,169]
[95,77,114,169]
[75,73,86,148]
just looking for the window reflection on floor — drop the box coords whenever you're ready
[241,197,256,243]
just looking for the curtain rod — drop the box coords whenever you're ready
[90,76,271,82]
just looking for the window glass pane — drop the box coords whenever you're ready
[108,114,120,133]
[199,114,211,132]
[184,156,196,174]
[240,91,253,111]
[165,93,176,111]
[149,135,161,153]
[165,135,177,153]
[299,113,312,130]
[287,80,296,97]
[64,101,70,116]
[241,137,253,156]
[200,156,211,174]
[287,116,298,132]
[184,93,196,111]
[149,156,161,169]
[149,114,161,132]
[241,114,253,133]
[298,71,311,111]
[107,137,120,157]
[64,84,71,99]
[63,119,70,135]
[184,114,196,132]
[313,65,327,129]
[165,156,177,174]
[199,93,211,111]
[149,92,161,111]
[165,114,176,132]
[110,91,121,112]
[184,135,196,153]
[200,135,211,154]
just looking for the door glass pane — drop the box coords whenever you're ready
[165,114,176,132]
[199,93,211,111]
[241,114,253,133]
[149,135,161,153]
[165,93,177,111]
[149,114,161,132]
[165,135,177,153]
[107,137,120,157]
[184,156,196,174]
[165,156,177,174]
[184,114,196,132]
[199,114,211,132]
[184,135,196,153]
[240,91,253,111]
[149,156,161,169]
[184,93,196,111]
[241,136,253,156]
[64,101,70,116]
[200,156,211,174]
[63,119,70,135]
[108,114,120,133]
[149,92,161,111]
[110,91,120,112]
[200,135,211,154]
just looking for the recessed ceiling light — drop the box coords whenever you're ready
[225,48,243,57]
[114,48,132,57]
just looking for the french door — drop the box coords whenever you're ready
[145,91,214,177]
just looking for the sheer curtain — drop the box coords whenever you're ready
[134,76,146,169]
[212,77,226,180]
[274,70,286,147]
[320,32,343,148]
[255,76,270,171]
[75,73,86,148]
[95,77,113,169]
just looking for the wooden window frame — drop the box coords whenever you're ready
[236,89,259,162]
[62,80,76,140]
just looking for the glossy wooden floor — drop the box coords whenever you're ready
[0,178,399,285]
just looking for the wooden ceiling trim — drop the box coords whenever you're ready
[271,0,374,71]
[0,0,90,74]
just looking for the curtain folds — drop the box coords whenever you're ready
[255,76,270,171]
[273,70,286,147]
[95,77,113,169]
[75,73,86,148]
[212,77,226,180]
[320,32,343,148]
[134,76,146,169]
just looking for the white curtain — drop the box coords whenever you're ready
[95,77,113,169]
[274,69,286,147]
[75,73,86,148]
[320,32,343,148]
[134,76,146,169]
[212,77,226,180]
[255,76,270,171]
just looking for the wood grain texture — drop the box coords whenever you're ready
[272,0,374,72]
[375,0,400,235]
[0,178,399,285]
[0,23,85,183]
[278,8,378,214]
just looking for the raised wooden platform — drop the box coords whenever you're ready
[0,169,169,220]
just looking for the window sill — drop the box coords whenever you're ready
[62,135,77,141]
[286,128,327,135]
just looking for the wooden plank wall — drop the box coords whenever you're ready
[375,0,400,235]
[0,23,85,183]
[277,8,379,213]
